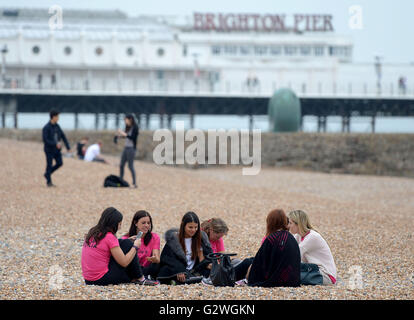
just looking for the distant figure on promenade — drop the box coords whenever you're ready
[117,114,139,188]
[84,141,107,163]
[42,110,71,187]
[76,137,89,160]
[37,73,42,90]
[51,74,56,89]
[399,76,407,95]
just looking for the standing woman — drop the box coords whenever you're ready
[288,209,337,286]
[117,114,139,188]
[121,210,161,279]
[81,207,159,286]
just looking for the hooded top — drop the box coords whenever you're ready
[157,228,213,280]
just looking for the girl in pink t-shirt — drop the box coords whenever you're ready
[81,207,159,286]
[122,210,161,279]
[201,218,229,253]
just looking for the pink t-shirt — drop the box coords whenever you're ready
[81,232,119,281]
[210,237,225,253]
[121,233,160,268]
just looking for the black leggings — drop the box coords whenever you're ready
[120,147,136,185]
[234,257,254,281]
[85,239,143,286]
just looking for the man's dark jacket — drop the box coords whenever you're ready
[42,121,70,152]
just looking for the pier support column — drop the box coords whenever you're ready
[1,112,5,128]
[371,114,376,133]
[342,115,350,133]
[115,113,120,129]
[249,114,253,131]
[14,112,18,129]
[317,116,327,133]
[167,114,172,130]
[95,113,99,130]
[146,113,150,130]
[103,113,108,130]
[74,113,79,130]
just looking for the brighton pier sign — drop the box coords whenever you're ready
[193,12,334,32]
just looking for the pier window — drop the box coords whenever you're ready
[95,47,103,56]
[270,46,282,55]
[224,45,238,55]
[126,47,134,56]
[314,46,325,56]
[300,46,311,56]
[212,45,221,55]
[64,46,72,56]
[157,48,165,57]
[254,46,267,56]
[240,46,251,55]
[32,45,40,55]
[284,46,298,56]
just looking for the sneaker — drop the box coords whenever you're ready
[201,277,213,286]
[235,279,248,286]
[47,182,56,187]
[183,276,203,284]
[135,278,159,286]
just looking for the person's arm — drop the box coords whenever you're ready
[146,249,160,264]
[110,238,141,267]
[58,126,70,151]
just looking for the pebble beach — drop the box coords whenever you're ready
[0,138,413,300]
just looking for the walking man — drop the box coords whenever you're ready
[42,110,71,187]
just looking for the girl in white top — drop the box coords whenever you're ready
[288,210,337,285]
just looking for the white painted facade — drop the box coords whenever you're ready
[0,8,413,97]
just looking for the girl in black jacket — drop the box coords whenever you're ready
[157,212,213,284]
[117,114,139,188]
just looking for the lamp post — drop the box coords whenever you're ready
[1,44,8,88]
[193,53,200,92]
[374,55,382,95]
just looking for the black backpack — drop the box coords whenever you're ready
[103,175,129,188]
[207,253,237,287]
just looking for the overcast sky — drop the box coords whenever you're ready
[2,0,413,64]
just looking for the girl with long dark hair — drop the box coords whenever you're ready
[117,114,139,188]
[121,210,161,279]
[81,207,159,286]
[157,212,213,284]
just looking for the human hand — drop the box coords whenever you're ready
[133,238,141,248]
[176,273,186,282]
[56,143,62,149]
[146,256,157,263]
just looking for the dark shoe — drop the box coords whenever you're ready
[135,278,159,286]
[183,276,203,285]
[47,182,56,187]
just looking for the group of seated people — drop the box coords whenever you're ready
[81,207,337,287]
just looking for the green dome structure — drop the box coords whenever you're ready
[268,88,302,132]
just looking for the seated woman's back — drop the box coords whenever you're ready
[248,230,301,287]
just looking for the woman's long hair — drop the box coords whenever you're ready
[266,208,288,237]
[178,211,202,261]
[201,218,229,237]
[125,210,153,246]
[125,114,136,133]
[85,207,123,246]
[288,209,318,235]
